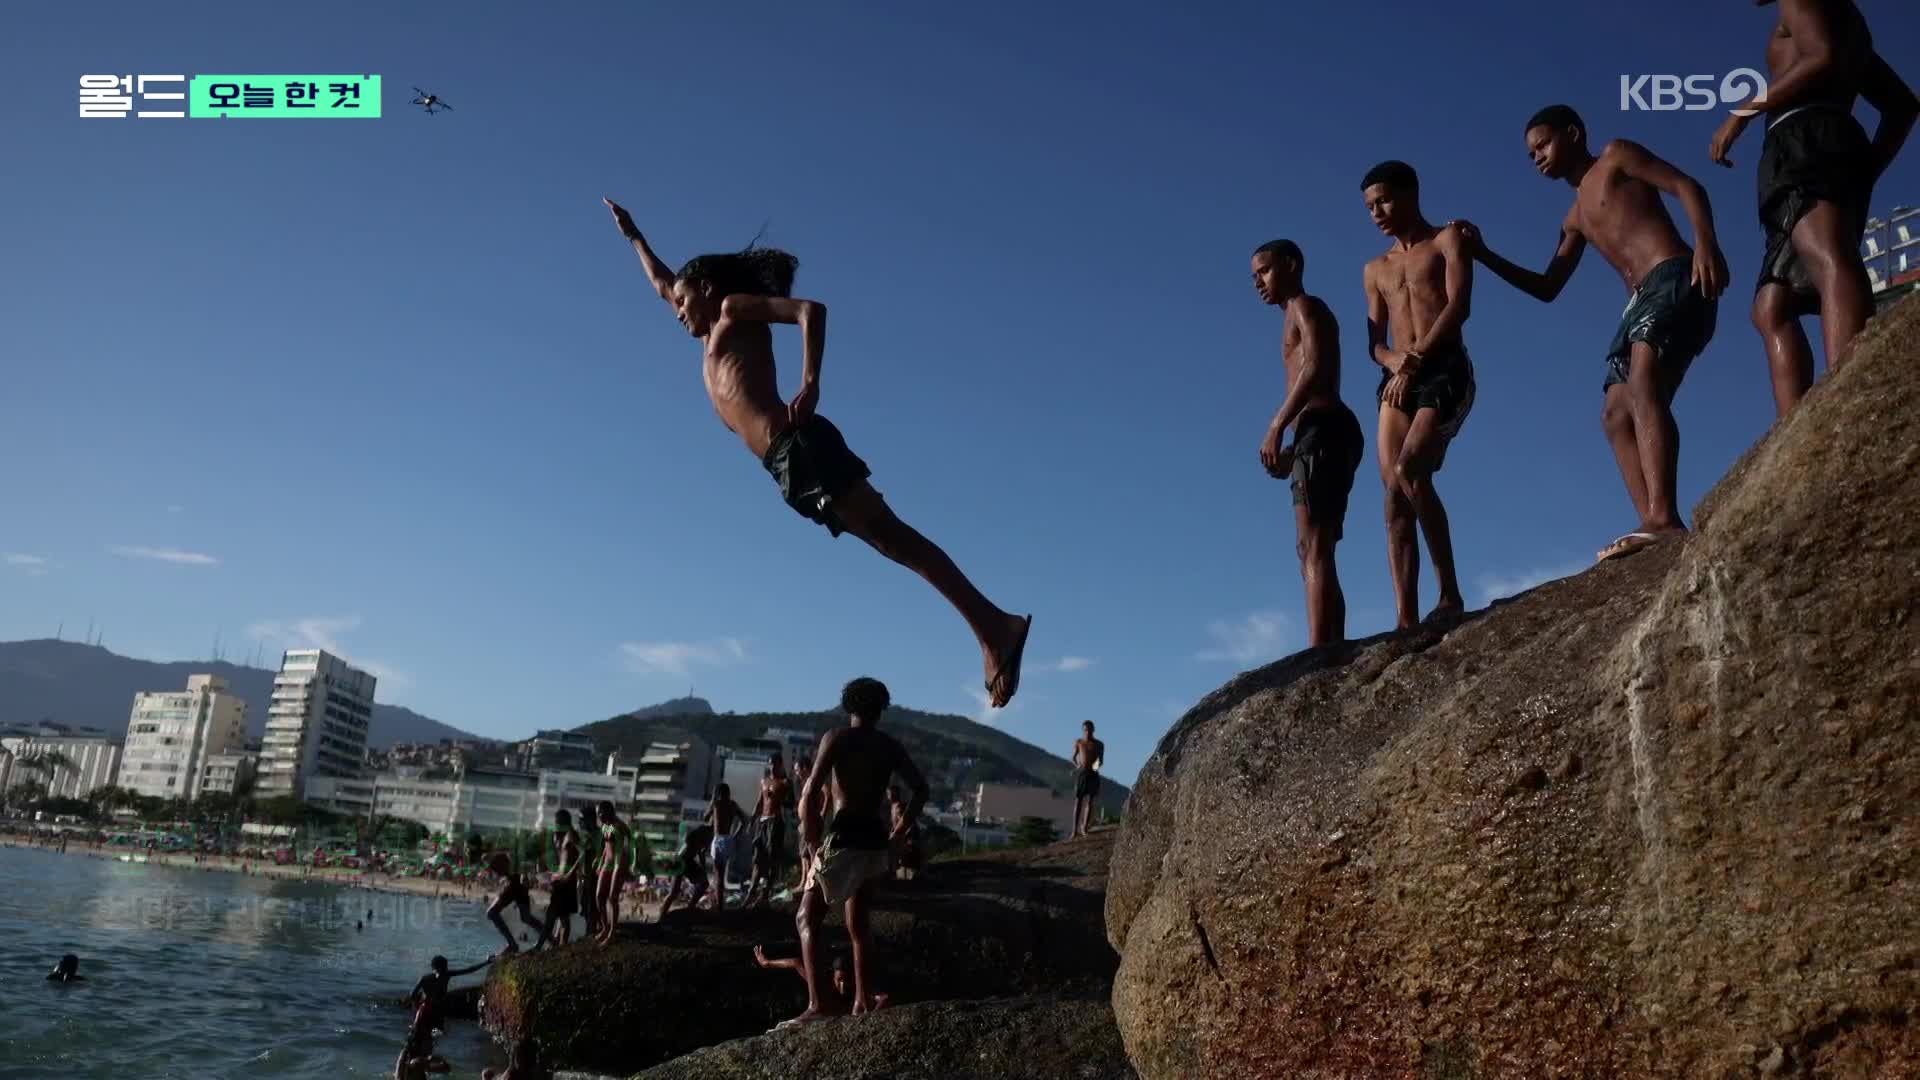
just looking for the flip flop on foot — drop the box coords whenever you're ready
[986,615,1034,709]
[1597,532,1661,563]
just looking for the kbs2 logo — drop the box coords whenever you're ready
[1619,70,1770,117]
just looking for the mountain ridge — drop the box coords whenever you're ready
[0,639,476,749]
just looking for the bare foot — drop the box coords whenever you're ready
[1425,597,1465,623]
[773,1007,836,1031]
[983,613,1034,708]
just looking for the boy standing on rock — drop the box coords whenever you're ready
[1454,105,1726,563]
[786,677,928,1026]
[1254,240,1365,648]
[1362,161,1476,628]
[1708,0,1915,417]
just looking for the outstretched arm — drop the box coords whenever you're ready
[1861,52,1919,183]
[602,198,678,305]
[753,945,803,972]
[1405,227,1474,358]
[1456,213,1586,304]
[448,958,490,978]
[1611,141,1728,298]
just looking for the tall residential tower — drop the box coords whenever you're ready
[256,649,377,800]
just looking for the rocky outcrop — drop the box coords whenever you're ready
[632,994,1135,1080]
[1106,294,1920,1079]
[484,834,1119,1074]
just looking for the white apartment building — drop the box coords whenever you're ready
[198,751,257,796]
[534,766,638,831]
[0,726,122,800]
[310,765,639,840]
[257,649,377,800]
[120,675,248,800]
[634,737,715,851]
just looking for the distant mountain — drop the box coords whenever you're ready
[0,639,479,749]
[580,703,1129,818]
[629,696,714,720]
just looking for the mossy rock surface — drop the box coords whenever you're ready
[631,994,1135,1080]
[485,833,1118,1073]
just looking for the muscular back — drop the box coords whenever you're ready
[1570,143,1691,287]
[1283,295,1344,415]
[1768,0,1872,110]
[820,726,907,825]
[1367,228,1466,353]
[702,319,789,458]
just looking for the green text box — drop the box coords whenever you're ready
[190,75,381,118]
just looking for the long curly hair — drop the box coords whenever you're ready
[675,236,799,298]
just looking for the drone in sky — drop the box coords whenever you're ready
[410,87,452,115]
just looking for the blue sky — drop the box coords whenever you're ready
[4,2,1917,784]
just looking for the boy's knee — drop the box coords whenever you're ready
[1392,459,1427,500]
[1600,396,1631,435]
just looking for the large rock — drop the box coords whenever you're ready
[1106,296,1920,1079]
[632,994,1135,1080]
[485,834,1117,1073]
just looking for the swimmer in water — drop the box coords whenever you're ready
[394,1010,452,1079]
[46,954,86,983]
[409,954,491,1033]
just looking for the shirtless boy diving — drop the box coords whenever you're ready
[602,199,1033,708]
[1360,162,1475,627]
[1455,105,1727,562]
[1709,0,1915,416]
[1254,240,1365,645]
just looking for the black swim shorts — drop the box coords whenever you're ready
[1288,404,1365,541]
[1756,105,1874,309]
[761,414,873,537]
[1604,254,1718,392]
[1075,767,1102,800]
[1377,345,1476,449]
[547,878,579,918]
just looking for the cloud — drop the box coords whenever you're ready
[249,616,361,654]
[1195,610,1298,665]
[964,684,1013,726]
[1035,656,1096,674]
[166,505,185,514]
[6,553,50,576]
[619,637,748,678]
[1476,563,1585,606]
[109,545,218,566]
[248,616,411,689]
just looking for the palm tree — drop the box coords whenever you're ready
[35,751,77,798]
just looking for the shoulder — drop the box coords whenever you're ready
[1297,293,1337,326]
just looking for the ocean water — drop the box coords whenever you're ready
[0,844,518,1078]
